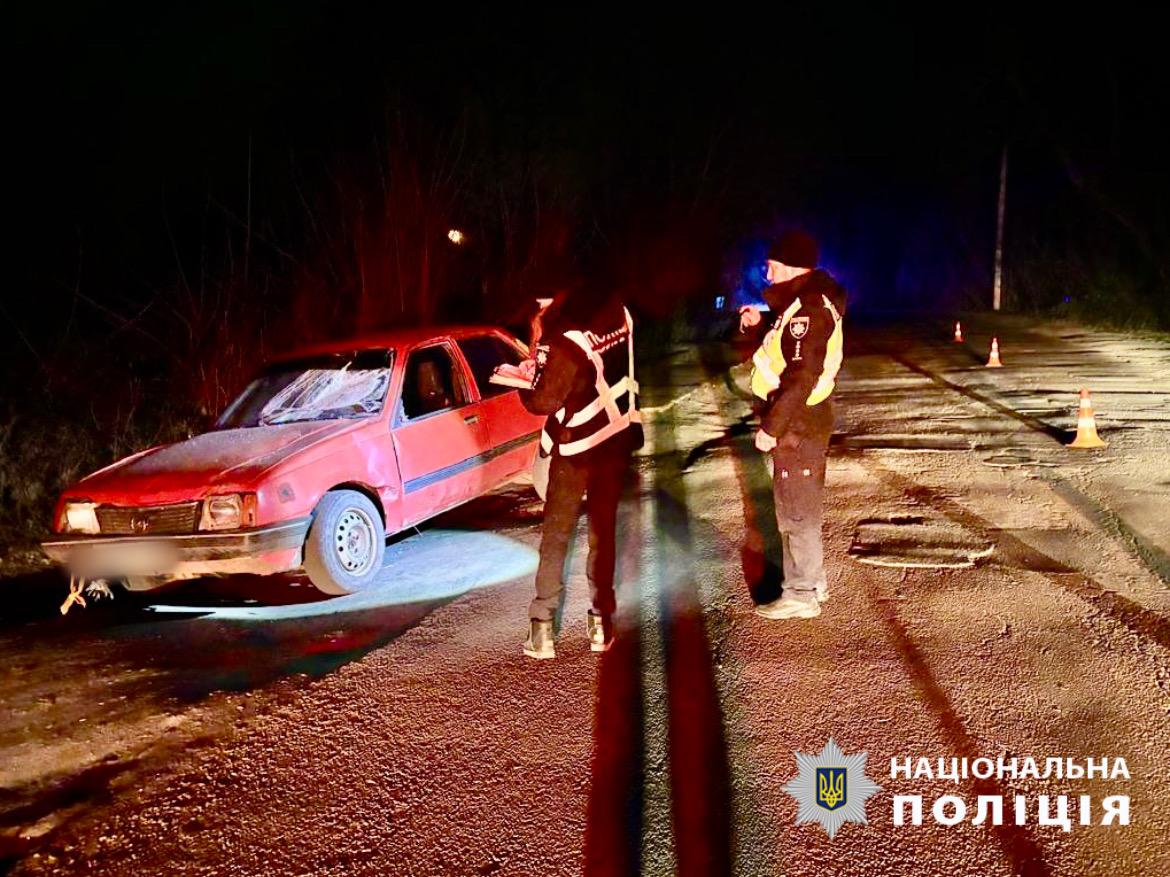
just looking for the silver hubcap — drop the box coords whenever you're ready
[334,508,376,576]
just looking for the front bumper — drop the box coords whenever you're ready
[41,518,311,579]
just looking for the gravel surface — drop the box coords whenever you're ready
[3,316,1168,876]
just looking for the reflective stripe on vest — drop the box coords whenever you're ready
[749,294,843,406]
[541,308,639,457]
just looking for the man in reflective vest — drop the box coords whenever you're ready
[518,288,643,659]
[739,230,845,620]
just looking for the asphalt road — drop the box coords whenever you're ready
[2,316,1169,876]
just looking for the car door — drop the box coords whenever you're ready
[455,332,545,487]
[391,341,491,526]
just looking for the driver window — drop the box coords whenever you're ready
[402,345,467,419]
[457,334,526,398]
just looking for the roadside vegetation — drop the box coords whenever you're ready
[5,14,1168,572]
[0,117,719,572]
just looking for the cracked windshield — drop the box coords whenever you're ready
[218,350,393,428]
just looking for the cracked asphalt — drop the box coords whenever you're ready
[2,316,1169,876]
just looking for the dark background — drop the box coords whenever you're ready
[1,5,1168,552]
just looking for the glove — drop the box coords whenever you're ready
[739,305,762,332]
[754,429,777,452]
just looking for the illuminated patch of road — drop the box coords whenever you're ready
[144,529,538,620]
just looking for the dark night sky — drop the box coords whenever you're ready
[4,5,1169,347]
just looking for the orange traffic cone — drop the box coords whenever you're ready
[1069,388,1107,449]
[953,321,963,342]
[986,337,1003,368]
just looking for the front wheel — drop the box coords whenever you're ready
[303,490,386,595]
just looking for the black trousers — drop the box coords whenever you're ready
[769,400,833,599]
[529,438,631,623]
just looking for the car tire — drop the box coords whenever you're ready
[123,575,171,592]
[303,490,386,595]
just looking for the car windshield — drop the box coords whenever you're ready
[216,349,394,428]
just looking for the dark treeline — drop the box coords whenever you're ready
[0,6,1167,552]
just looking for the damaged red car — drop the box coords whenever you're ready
[42,327,543,595]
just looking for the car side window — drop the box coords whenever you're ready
[401,345,469,419]
[457,335,525,398]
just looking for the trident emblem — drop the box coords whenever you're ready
[816,767,847,811]
[783,739,881,838]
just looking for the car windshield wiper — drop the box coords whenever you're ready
[258,410,367,426]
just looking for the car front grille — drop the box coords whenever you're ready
[95,501,201,535]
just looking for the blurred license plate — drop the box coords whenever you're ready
[73,540,180,577]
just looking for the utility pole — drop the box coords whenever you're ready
[993,145,1008,311]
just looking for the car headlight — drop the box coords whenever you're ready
[199,493,258,531]
[62,501,100,534]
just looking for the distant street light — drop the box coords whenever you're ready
[447,229,466,245]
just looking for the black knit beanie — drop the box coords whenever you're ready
[767,230,819,269]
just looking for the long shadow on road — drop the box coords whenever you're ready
[648,360,734,876]
[584,345,734,876]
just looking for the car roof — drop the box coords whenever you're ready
[270,325,521,363]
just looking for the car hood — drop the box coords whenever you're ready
[71,420,367,504]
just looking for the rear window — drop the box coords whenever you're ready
[457,334,526,398]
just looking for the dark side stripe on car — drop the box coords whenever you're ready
[403,431,542,495]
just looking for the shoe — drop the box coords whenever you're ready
[755,594,822,620]
[586,610,614,653]
[522,619,556,659]
[816,586,829,603]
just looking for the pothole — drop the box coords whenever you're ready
[849,516,995,569]
[982,450,1036,468]
[980,447,1058,469]
[833,434,973,452]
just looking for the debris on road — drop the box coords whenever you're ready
[5,317,1170,876]
[57,577,113,615]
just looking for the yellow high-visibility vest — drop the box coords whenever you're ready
[750,294,843,405]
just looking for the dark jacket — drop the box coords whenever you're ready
[520,296,643,459]
[752,269,846,442]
